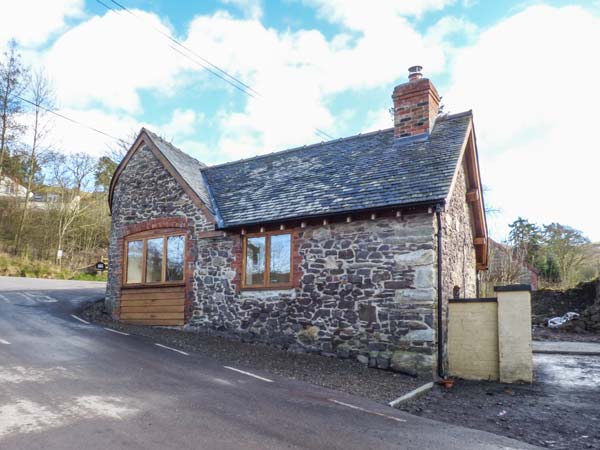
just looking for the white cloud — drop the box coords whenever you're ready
[425,16,478,46]
[305,0,456,28]
[444,5,600,240]
[220,0,263,19]
[180,6,456,160]
[18,2,461,165]
[160,109,202,138]
[0,0,84,49]
[43,9,188,114]
[47,107,141,157]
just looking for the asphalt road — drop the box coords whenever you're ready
[0,276,539,450]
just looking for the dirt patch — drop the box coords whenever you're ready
[533,326,600,343]
[398,354,600,450]
[80,300,423,404]
[532,279,598,325]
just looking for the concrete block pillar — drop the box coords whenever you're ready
[494,285,533,383]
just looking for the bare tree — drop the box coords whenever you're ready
[480,241,532,296]
[0,40,29,179]
[105,129,137,163]
[14,70,54,254]
[46,151,97,266]
[68,152,96,195]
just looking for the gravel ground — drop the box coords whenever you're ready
[80,300,423,404]
[398,354,600,450]
[533,326,600,343]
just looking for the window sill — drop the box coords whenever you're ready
[240,285,293,291]
[239,287,296,299]
[122,282,185,289]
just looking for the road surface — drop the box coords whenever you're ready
[0,276,539,450]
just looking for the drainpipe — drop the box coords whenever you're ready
[435,204,444,379]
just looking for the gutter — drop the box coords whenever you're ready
[435,204,444,379]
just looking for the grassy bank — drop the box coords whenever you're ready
[0,253,107,281]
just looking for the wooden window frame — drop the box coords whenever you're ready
[242,230,293,290]
[123,229,186,288]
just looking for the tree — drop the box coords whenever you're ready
[0,40,29,179]
[508,217,542,267]
[94,156,118,192]
[541,223,590,287]
[46,151,97,266]
[14,70,54,254]
[105,129,137,164]
[68,152,96,195]
[480,240,531,296]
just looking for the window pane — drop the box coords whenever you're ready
[146,237,163,283]
[246,236,266,286]
[126,240,143,283]
[270,234,291,284]
[166,235,185,281]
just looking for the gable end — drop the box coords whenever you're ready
[108,130,216,224]
[445,118,488,270]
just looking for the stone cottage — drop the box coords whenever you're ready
[106,66,488,377]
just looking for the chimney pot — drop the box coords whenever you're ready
[408,65,423,81]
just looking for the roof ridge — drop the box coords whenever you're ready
[142,127,207,168]
[203,127,395,170]
[435,110,473,122]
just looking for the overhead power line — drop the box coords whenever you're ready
[16,94,127,144]
[94,0,336,141]
[107,0,259,98]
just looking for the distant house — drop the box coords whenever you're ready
[0,175,31,199]
[105,67,488,377]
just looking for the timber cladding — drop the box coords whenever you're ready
[120,285,185,325]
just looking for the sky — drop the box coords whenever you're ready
[1,0,600,241]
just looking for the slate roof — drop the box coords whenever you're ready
[140,112,472,228]
[202,111,472,228]
[142,128,214,214]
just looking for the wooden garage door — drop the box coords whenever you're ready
[120,286,185,326]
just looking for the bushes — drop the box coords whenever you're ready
[0,253,105,280]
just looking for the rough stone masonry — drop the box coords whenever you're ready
[190,212,440,376]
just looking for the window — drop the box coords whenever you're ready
[126,240,143,283]
[243,232,291,288]
[124,232,185,285]
[166,235,185,281]
[146,238,163,283]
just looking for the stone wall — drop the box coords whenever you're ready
[190,214,438,376]
[442,162,477,299]
[106,145,213,315]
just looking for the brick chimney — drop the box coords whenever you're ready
[392,66,440,138]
